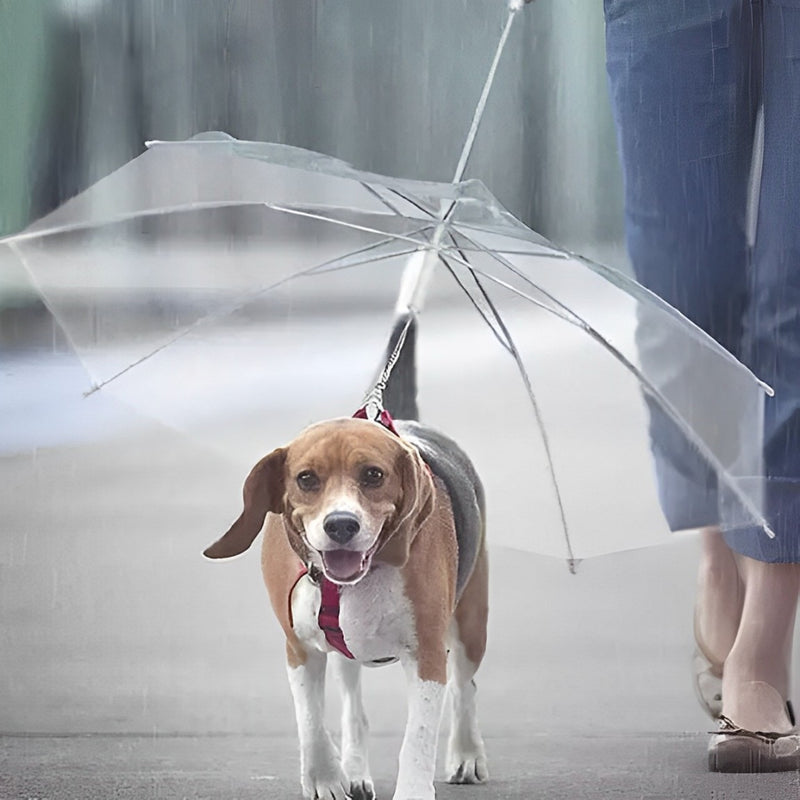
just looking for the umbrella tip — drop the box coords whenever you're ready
[567,558,582,575]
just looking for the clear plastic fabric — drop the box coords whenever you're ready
[2,133,772,562]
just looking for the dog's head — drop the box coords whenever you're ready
[204,418,435,584]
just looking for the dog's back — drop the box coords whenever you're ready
[382,313,486,598]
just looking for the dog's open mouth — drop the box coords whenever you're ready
[321,547,375,584]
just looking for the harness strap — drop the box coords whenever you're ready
[352,405,400,435]
[317,574,356,660]
[293,565,356,659]
[291,400,403,661]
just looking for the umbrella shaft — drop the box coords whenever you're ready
[452,5,520,184]
[395,223,448,314]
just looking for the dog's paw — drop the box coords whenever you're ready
[348,778,376,799]
[301,771,351,800]
[300,750,350,800]
[446,754,488,785]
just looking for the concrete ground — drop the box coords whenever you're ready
[4,732,800,800]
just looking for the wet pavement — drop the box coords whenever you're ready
[3,304,800,798]
[4,731,800,799]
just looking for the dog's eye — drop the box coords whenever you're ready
[296,470,321,492]
[360,466,384,488]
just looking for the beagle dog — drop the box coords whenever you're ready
[204,315,488,800]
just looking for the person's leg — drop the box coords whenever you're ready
[696,528,744,666]
[604,0,756,532]
[714,0,800,738]
[693,527,744,718]
[604,0,760,722]
[727,0,800,564]
[721,556,800,732]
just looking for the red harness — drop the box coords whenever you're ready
[290,564,356,659]
[317,572,356,659]
[290,407,401,660]
[352,405,400,435]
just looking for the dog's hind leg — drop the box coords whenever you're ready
[286,648,350,800]
[446,548,489,785]
[331,655,375,800]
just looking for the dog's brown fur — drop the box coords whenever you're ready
[205,418,480,680]
[205,416,489,795]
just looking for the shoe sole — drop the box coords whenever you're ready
[709,734,800,773]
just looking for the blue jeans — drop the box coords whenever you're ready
[605,0,800,561]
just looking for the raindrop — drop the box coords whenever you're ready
[51,565,59,609]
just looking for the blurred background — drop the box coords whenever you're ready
[1,0,731,749]
[0,0,622,245]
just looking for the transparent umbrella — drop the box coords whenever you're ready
[0,130,774,569]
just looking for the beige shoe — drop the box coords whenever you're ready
[708,709,800,773]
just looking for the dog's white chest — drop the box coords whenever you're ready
[290,565,415,663]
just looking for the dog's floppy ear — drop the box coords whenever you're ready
[377,443,435,568]
[204,447,287,559]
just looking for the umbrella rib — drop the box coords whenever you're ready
[440,252,578,571]
[440,232,513,353]
[25,200,444,399]
[0,198,436,248]
[306,245,424,276]
[77,243,427,396]
[452,244,570,259]
[453,232,776,538]
[358,181,442,224]
[449,221,572,260]
[433,237,580,325]
[0,200,286,245]
[458,221,771,395]
[437,254,513,355]
[265,203,441,249]
[567,251,772,396]
[358,182,406,217]
[297,219,439,276]
[385,187,439,220]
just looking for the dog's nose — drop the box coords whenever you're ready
[323,512,361,544]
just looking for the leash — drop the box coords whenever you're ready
[300,316,417,659]
[308,321,413,659]
[307,0,532,655]
[355,313,413,430]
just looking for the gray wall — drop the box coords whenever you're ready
[1,0,623,255]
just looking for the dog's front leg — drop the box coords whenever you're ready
[332,655,375,800]
[287,649,349,800]
[393,651,447,800]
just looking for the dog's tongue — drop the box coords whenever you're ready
[322,550,364,581]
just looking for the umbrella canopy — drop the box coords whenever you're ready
[1,133,773,564]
